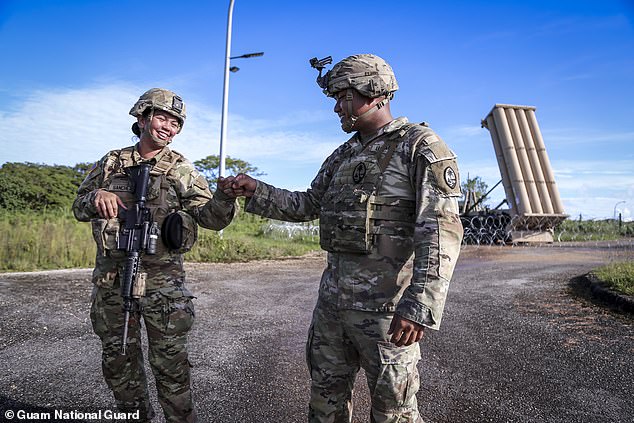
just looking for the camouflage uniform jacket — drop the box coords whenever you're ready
[73,143,237,291]
[246,117,463,329]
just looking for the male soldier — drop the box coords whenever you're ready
[73,88,237,423]
[219,54,463,422]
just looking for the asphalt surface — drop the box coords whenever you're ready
[0,242,633,423]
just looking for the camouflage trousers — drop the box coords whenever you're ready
[306,302,424,423]
[90,285,197,423]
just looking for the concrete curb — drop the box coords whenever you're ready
[578,273,634,314]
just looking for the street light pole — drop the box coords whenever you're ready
[613,201,626,220]
[219,1,263,180]
[219,0,236,179]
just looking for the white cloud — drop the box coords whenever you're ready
[0,84,340,168]
[563,197,632,222]
[445,124,484,138]
[0,84,142,165]
[554,159,634,191]
[457,156,634,221]
[543,128,634,146]
[1,85,632,221]
[443,120,634,220]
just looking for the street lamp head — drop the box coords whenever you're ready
[230,66,240,73]
[230,52,264,59]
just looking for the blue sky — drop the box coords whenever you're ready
[1,0,633,221]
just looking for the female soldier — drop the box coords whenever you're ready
[73,88,236,423]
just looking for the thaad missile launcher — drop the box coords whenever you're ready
[461,104,568,244]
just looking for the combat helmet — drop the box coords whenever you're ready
[314,54,398,99]
[129,88,187,132]
[310,54,398,132]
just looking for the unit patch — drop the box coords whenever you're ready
[444,166,457,189]
[353,162,367,183]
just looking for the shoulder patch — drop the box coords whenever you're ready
[444,166,458,189]
[407,125,461,196]
[429,157,461,197]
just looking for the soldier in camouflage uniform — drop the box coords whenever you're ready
[219,54,463,422]
[73,88,237,423]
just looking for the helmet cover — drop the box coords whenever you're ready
[129,88,187,128]
[317,54,398,99]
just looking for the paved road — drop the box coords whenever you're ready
[0,243,632,423]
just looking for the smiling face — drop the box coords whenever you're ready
[138,109,182,149]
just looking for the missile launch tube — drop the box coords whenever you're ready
[526,109,566,214]
[506,108,543,214]
[485,115,518,216]
[492,107,531,215]
[517,109,554,214]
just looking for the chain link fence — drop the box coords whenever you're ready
[461,213,633,244]
[261,216,634,258]
[460,212,634,267]
[263,221,320,241]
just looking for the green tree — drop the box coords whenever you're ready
[73,162,96,178]
[461,175,489,211]
[0,162,84,211]
[194,155,264,191]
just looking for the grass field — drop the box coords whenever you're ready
[0,208,320,272]
[594,261,634,296]
[2,210,632,299]
[555,218,634,241]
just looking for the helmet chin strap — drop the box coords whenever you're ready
[341,89,389,133]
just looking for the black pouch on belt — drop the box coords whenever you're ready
[162,210,198,253]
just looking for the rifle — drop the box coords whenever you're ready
[117,163,160,355]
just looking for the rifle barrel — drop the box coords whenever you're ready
[121,310,130,355]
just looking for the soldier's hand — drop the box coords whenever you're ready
[231,173,257,198]
[217,176,238,198]
[388,314,425,347]
[93,189,126,219]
